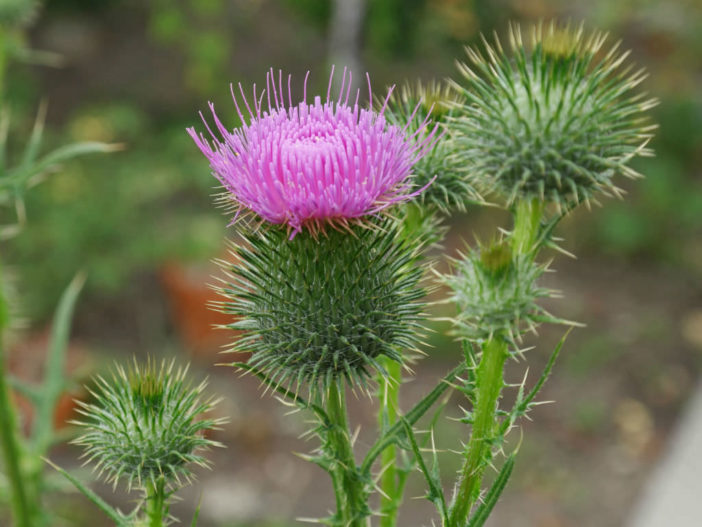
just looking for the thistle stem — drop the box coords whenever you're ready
[378,358,401,527]
[0,345,31,527]
[146,477,167,527]
[326,379,365,527]
[449,195,546,525]
[0,256,31,527]
[449,337,508,526]
[512,198,544,256]
[0,29,7,102]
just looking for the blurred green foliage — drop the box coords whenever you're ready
[9,103,223,318]
[147,0,231,95]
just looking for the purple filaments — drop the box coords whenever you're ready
[188,67,438,236]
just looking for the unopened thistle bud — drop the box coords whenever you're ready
[442,240,556,344]
[450,21,657,208]
[385,80,481,212]
[73,359,223,491]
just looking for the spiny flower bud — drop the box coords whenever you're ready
[442,240,556,344]
[216,219,426,393]
[384,80,482,212]
[450,21,657,208]
[73,359,223,491]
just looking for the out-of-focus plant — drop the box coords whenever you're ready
[147,0,232,95]
[185,20,655,527]
[12,119,223,320]
[0,2,116,525]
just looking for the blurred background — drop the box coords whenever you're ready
[3,0,701,525]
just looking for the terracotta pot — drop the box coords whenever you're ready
[160,258,241,361]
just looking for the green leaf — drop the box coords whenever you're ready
[499,329,570,437]
[44,458,129,526]
[466,453,516,527]
[190,498,202,526]
[361,362,466,474]
[8,142,122,189]
[400,418,448,523]
[6,376,40,405]
[31,273,85,457]
[20,102,47,169]
[521,329,569,409]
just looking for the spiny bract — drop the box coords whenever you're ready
[441,241,556,345]
[216,220,426,393]
[450,22,657,208]
[384,80,482,213]
[73,359,223,491]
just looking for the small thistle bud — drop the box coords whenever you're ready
[385,80,482,212]
[217,220,426,393]
[479,240,512,277]
[450,22,657,208]
[73,359,223,491]
[442,240,555,344]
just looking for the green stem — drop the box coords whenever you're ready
[0,29,7,103]
[511,198,544,256]
[449,337,508,527]
[146,477,167,527]
[326,380,365,527]
[0,342,31,527]
[378,358,401,527]
[0,259,31,527]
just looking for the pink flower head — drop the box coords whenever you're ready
[188,67,439,237]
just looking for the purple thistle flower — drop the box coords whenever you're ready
[188,67,438,237]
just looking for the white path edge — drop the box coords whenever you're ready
[627,380,702,527]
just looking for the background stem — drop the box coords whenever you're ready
[378,358,401,527]
[449,337,508,526]
[0,257,31,527]
[0,341,31,527]
[326,379,365,527]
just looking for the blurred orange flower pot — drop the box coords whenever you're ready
[160,258,240,361]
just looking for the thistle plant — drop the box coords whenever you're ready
[439,22,656,527]
[52,359,223,527]
[190,66,440,525]
[186,20,656,527]
[189,66,438,237]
